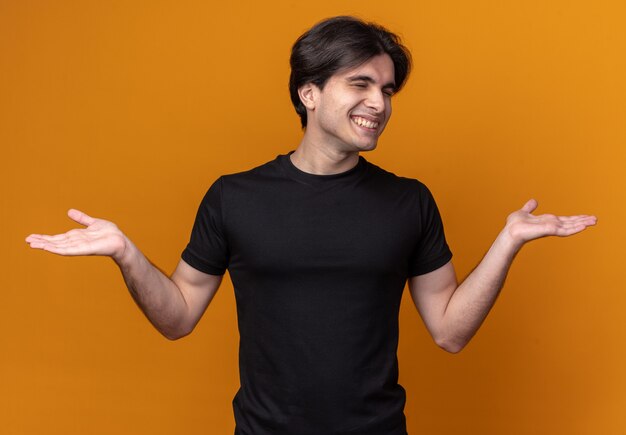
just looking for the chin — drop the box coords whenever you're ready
[356,142,379,152]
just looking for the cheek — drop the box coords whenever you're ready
[385,103,392,123]
[320,96,343,116]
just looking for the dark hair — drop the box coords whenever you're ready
[289,16,412,128]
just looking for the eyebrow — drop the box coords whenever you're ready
[347,75,397,92]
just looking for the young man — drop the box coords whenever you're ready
[26,16,596,435]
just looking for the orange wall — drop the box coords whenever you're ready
[2,1,624,434]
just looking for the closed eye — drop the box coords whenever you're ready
[347,75,396,96]
[352,83,394,97]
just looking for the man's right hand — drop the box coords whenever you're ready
[25,209,128,262]
[26,209,223,339]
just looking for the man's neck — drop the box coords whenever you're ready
[290,136,360,175]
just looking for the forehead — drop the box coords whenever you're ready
[333,54,396,85]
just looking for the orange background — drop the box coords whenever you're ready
[2,1,624,434]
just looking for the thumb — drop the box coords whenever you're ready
[521,198,538,214]
[67,209,96,227]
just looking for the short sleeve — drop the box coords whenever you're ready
[408,183,452,276]
[181,177,229,275]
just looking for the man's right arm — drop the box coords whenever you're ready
[26,209,222,340]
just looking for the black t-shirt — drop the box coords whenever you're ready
[182,153,452,435]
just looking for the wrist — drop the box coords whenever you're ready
[496,225,525,254]
[112,234,134,267]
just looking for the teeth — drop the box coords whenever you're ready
[352,116,378,129]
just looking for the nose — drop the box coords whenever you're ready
[365,89,386,113]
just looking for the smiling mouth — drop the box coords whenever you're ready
[351,115,379,129]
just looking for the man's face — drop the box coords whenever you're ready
[305,54,396,153]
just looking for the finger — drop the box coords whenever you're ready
[26,239,47,249]
[554,224,588,237]
[27,230,78,243]
[30,238,94,256]
[26,229,82,243]
[26,234,62,244]
[521,198,538,214]
[40,233,70,242]
[556,215,598,226]
[68,209,96,227]
[40,243,89,256]
[25,234,41,243]
[555,214,595,220]
[552,219,596,236]
[26,238,59,251]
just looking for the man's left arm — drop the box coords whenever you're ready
[409,199,596,353]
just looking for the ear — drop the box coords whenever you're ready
[297,83,318,111]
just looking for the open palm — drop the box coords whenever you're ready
[505,199,597,246]
[26,209,127,260]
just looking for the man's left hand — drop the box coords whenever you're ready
[504,199,597,248]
